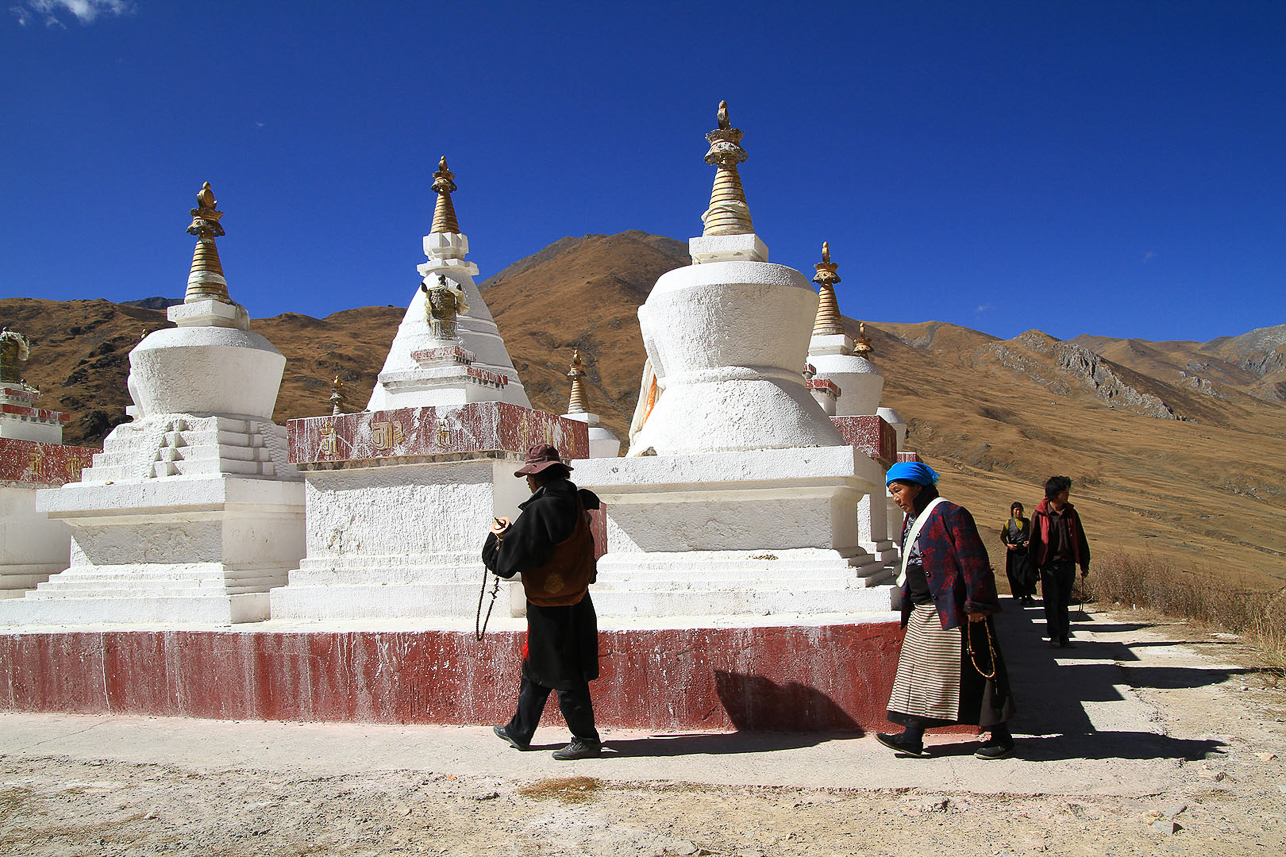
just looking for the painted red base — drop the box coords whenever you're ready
[0,622,907,733]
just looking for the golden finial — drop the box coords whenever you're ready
[701,100,754,236]
[811,242,844,336]
[329,375,349,416]
[566,349,588,414]
[184,181,231,304]
[429,155,461,235]
[853,321,875,360]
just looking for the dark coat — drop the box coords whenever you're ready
[1029,498,1091,571]
[898,500,1000,632]
[482,476,601,689]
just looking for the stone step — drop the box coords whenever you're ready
[590,586,897,619]
[0,592,271,625]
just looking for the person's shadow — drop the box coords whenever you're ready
[996,599,1231,762]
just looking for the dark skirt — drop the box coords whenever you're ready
[888,603,1016,729]
[522,592,600,690]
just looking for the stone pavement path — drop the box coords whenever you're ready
[2,605,1284,856]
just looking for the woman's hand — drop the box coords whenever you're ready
[967,612,987,623]
[491,517,511,540]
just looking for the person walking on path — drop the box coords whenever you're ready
[483,444,603,761]
[1028,475,1091,649]
[877,461,1017,760]
[1000,502,1035,606]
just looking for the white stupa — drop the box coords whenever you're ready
[575,102,894,619]
[1,184,306,626]
[563,350,621,459]
[269,158,585,621]
[806,244,885,417]
[0,330,97,599]
[366,157,530,411]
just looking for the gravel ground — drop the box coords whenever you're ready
[2,611,1284,856]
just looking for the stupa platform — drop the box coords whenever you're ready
[0,613,906,732]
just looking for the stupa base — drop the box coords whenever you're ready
[0,615,905,732]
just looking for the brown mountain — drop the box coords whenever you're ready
[4,231,1284,590]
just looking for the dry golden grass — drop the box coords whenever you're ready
[1086,549,1286,673]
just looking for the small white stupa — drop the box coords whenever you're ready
[575,102,893,619]
[0,330,96,599]
[563,350,620,459]
[806,245,884,416]
[270,158,585,621]
[367,157,530,411]
[1,184,306,626]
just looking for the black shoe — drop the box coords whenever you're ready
[975,737,1016,759]
[875,732,926,757]
[1060,638,1074,648]
[493,725,529,751]
[1022,597,1036,606]
[1048,639,1060,648]
[552,738,602,760]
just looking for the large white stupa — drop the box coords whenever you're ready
[575,102,895,619]
[0,184,306,626]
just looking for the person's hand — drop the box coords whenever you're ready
[967,613,987,623]
[491,517,511,540]
[1007,544,1015,551]
[1081,566,1089,577]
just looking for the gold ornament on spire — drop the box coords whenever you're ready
[811,242,845,336]
[853,321,875,360]
[701,100,754,236]
[429,156,461,234]
[184,182,231,304]
[329,375,349,416]
[566,349,588,414]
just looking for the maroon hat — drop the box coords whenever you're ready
[514,443,572,477]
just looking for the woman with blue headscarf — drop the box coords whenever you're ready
[878,461,1017,759]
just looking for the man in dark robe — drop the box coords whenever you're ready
[483,444,602,760]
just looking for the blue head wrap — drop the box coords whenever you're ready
[885,461,940,487]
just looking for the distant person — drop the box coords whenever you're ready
[483,444,603,760]
[877,462,1017,760]
[1000,502,1035,606]
[1028,475,1091,648]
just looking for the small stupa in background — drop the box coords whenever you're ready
[1,183,306,626]
[806,244,885,416]
[563,350,620,459]
[0,330,96,599]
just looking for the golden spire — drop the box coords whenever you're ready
[429,156,461,234]
[811,242,844,336]
[854,321,875,360]
[701,100,754,236]
[184,182,231,303]
[566,349,588,414]
[329,375,349,416]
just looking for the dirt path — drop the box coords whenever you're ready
[2,608,1284,856]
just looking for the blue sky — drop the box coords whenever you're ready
[2,1,1283,343]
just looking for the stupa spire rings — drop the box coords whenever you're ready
[566,349,588,414]
[701,100,754,236]
[184,182,231,304]
[429,155,461,235]
[811,242,845,337]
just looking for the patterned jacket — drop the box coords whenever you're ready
[899,500,1001,631]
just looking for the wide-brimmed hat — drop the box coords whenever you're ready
[514,443,572,477]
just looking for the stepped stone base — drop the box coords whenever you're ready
[274,402,588,622]
[575,445,894,620]
[0,616,904,732]
[0,476,305,627]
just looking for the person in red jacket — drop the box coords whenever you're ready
[1028,475,1091,648]
[483,444,602,760]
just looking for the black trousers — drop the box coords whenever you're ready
[506,675,599,745]
[1039,559,1077,642]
